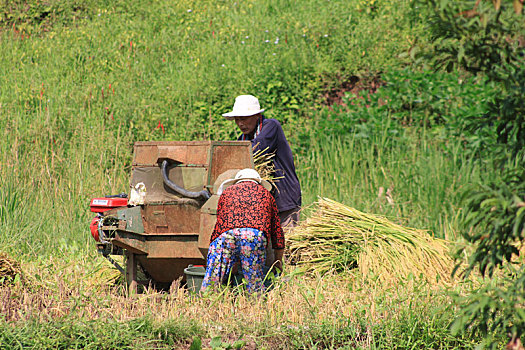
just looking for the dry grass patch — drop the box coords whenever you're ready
[0,254,454,349]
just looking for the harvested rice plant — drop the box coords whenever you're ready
[287,198,454,286]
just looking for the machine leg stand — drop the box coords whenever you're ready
[126,251,138,294]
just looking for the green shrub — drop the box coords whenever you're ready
[418,0,525,346]
[0,0,122,34]
[300,69,497,156]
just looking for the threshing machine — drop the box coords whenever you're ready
[89,141,254,290]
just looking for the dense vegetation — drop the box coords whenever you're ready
[0,0,523,348]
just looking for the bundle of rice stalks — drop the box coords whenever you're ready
[286,198,454,286]
[253,146,282,189]
[0,253,21,285]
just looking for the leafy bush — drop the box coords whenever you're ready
[420,0,525,160]
[417,0,525,346]
[302,69,497,155]
[451,267,525,350]
[458,168,525,278]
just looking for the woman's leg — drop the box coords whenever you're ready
[236,228,267,293]
[200,231,237,291]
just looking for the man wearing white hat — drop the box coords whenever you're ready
[222,95,302,231]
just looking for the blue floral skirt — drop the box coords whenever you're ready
[200,228,267,293]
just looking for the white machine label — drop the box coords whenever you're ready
[92,199,109,206]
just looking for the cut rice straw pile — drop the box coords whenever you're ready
[287,198,454,286]
[0,253,21,285]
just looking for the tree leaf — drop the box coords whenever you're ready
[189,337,202,350]
[210,336,223,348]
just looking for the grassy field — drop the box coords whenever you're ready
[0,0,511,348]
[0,258,493,349]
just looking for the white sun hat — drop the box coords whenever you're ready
[222,95,265,119]
[217,168,272,195]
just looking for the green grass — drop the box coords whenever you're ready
[0,117,132,260]
[0,0,422,141]
[297,130,483,239]
[0,317,203,350]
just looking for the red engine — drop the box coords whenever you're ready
[89,194,128,242]
[90,197,129,213]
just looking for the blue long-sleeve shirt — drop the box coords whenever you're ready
[237,117,301,212]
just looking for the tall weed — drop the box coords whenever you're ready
[297,131,484,239]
